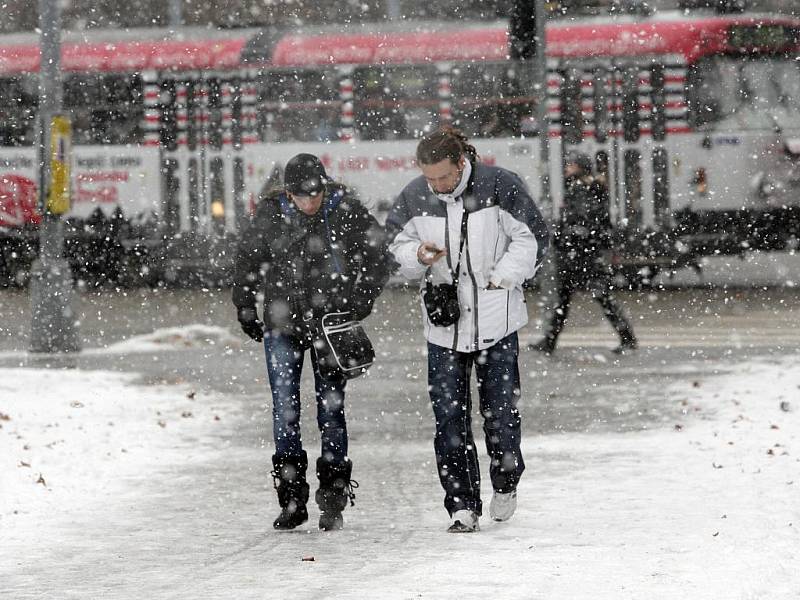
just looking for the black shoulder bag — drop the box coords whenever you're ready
[422,210,469,328]
[292,207,374,381]
[312,311,375,381]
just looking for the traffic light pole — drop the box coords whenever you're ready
[29,0,79,354]
[533,0,551,214]
[168,0,182,29]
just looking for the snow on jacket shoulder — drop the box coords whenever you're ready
[232,184,392,333]
[386,162,549,353]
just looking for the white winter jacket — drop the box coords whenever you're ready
[386,162,549,352]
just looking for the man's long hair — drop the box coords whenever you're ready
[416,125,478,166]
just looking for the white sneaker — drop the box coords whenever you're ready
[447,510,479,533]
[489,490,517,522]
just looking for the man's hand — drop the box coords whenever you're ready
[237,307,265,343]
[417,241,447,266]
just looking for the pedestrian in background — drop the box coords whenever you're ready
[232,153,391,531]
[386,126,549,533]
[530,151,637,355]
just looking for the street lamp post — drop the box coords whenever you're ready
[29,0,79,354]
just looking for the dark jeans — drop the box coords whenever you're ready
[264,331,348,464]
[545,265,635,348]
[427,332,525,516]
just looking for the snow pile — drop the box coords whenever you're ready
[85,324,241,354]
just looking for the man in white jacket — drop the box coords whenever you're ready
[386,126,549,532]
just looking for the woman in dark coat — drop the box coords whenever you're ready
[232,153,391,531]
[530,152,637,355]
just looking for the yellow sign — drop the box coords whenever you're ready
[47,115,71,215]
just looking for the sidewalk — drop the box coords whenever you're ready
[1,346,798,599]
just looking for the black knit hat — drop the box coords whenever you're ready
[284,153,329,196]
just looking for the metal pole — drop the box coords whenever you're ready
[534,0,551,214]
[30,0,79,354]
[169,0,182,29]
[529,0,559,335]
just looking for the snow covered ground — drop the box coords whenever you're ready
[656,251,800,289]
[1,330,798,598]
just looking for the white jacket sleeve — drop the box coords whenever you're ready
[388,217,427,281]
[489,208,539,289]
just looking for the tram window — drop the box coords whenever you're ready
[233,158,246,232]
[210,157,226,236]
[186,81,198,151]
[257,69,339,142]
[354,66,434,140]
[451,63,500,137]
[64,75,96,108]
[390,67,435,138]
[686,59,721,128]
[231,79,243,149]
[450,63,529,138]
[593,67,609,143]
[64,74,142,145]
[163,158,180,238]
[159,80,178,152]
[624,149,642,228]
[650,64,666,141]
[188,158,200,232]
[652,147,669,226]
[622,66,640,143]
[688,56,800,130]
[560,67,583,145]
[207,78,223,150]
[0,77,37,146]
[354,68,396,140]
[595,150,609,182]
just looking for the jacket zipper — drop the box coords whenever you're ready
[462,205,480,350]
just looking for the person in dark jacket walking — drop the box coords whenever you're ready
[530,152,637,355]
[232,153,391,531]
[386,127,549,533]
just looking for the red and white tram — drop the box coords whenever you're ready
[1,11,799,285]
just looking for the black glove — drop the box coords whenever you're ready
[237,306,264,342]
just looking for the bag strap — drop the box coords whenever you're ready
[427,208,469,286]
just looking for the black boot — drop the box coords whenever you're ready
[597,293,637,354]
[528,338,555,355]
[271,452,310,530]
[529,300,568,355]
[612,331,638,354]
[315,458,358,531]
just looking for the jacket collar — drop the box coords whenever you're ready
[429,161,499,213]
[277,187,344,220]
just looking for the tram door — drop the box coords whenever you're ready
[154,73,250,275]
[176,75,245,239]
[556,59,669,234]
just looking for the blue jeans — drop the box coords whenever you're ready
[427,332,524,516]
[264,331,348,463]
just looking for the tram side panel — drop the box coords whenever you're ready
[240,137,545,225]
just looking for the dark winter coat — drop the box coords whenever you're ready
[554,175,614,289]
[232,183,392,336]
